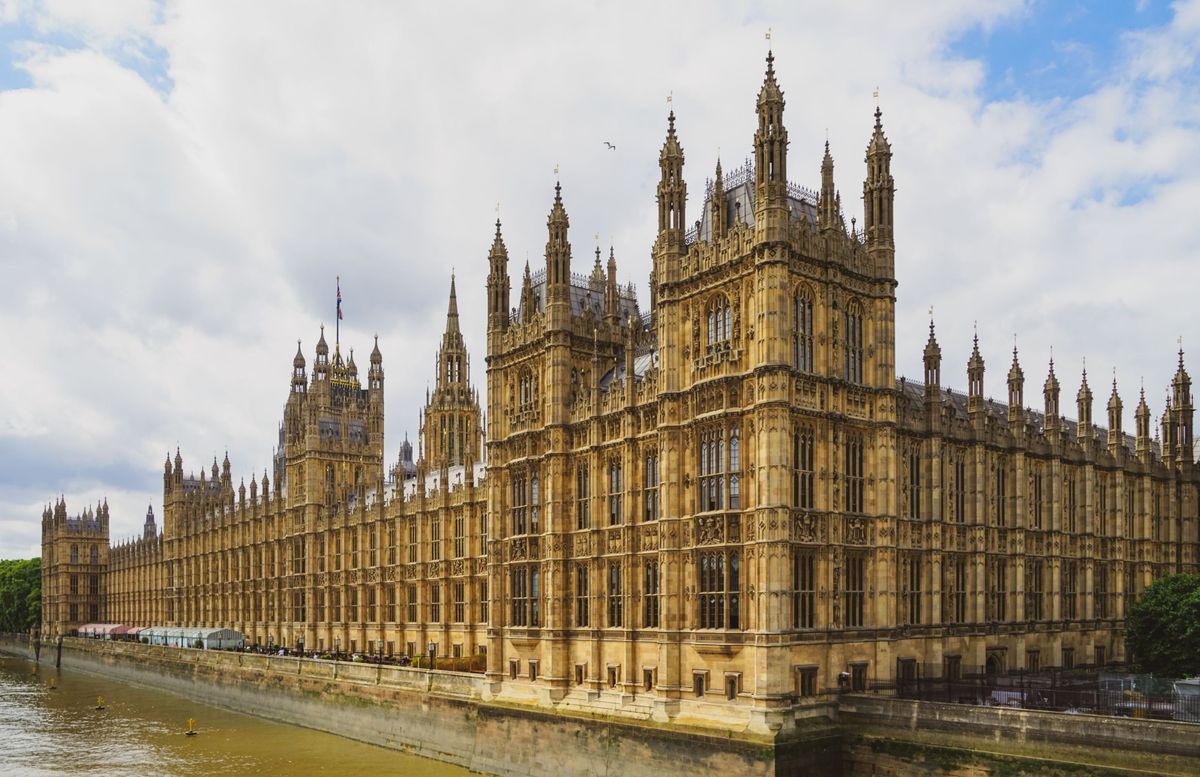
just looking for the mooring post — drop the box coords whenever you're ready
[33,631,41,664]
[55,635,63,669]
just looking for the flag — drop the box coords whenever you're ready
[337,278,343,321]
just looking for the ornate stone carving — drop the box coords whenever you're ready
[697,516,723,545]
[846,516,868,545]
[794,513,817,543]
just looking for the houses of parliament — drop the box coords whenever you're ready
[40,52,1199,729]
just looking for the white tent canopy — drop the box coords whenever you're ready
[138,626,245,650]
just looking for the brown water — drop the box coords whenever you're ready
[0,654,470,776]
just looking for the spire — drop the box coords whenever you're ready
[819,141,838,229]
[967,329,985,413]
[487,218,511,331]
[370,335,382,365]
[864,104,896,273]
[710,157,728,240]
[656,109,686,238]
[1077,361,1093,440]
[1007,344,1025,424]
[520,259,536,323]
[754,50,788,216]
[446,273,460,335]
[1108,371,1124,452]
[604,246,619,324]
[545,180,572,312]
[923,315,941,397]
[1044,354,1061,431]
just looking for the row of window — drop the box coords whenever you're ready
[902,452,1172,535]
[792,550,1137,629]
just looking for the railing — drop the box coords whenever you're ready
[892,664,1200,723]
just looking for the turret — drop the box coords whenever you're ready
[544,181,572,322]
[1135,385,1152,461]
[819,141,840,231]
[922,317,941,404]
[314,325,330,383]
[1044,357,1061,436]
[1172,349,1194,464]
[368,336,383,392]
[1077,364,1093,443]
[604,247,619,325]
[487,219,510,334]
[753,51,789,238]
[710,158,728,241]
[653,110,686,307]
[1162,392,1175,463]
[1008,346,1025,428]
[292,341,306,393]
[143,505,156,540]
[967,332,985,417]
[1107,375,1123,454]
[863,106,895,277]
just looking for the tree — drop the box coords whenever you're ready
[0,558,41,633]
[1126,572,1200,678]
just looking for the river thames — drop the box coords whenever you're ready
[0,654,469,776]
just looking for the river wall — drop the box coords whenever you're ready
[1,635,835,777]
[4,636,1199,776]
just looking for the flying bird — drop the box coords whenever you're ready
[603,141,616,150]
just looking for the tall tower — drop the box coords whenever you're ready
[420,276,482,471]
[40,498,109,636]
[280,325,385,510]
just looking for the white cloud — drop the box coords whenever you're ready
[1,0,1198,557]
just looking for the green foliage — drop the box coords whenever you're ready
[0,558,41,633]
[1126,572,1200,678]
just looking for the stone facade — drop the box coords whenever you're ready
[41,52,1199,734]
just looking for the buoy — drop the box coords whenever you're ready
[31,665,37,675]
[185,718,198,736]
[94,695,105,710]
[48,678,57,690]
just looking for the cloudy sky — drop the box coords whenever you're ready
[1,0,1198,559]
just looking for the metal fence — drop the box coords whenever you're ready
[892,662,1200,723]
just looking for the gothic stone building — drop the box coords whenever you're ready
[42,52,1199,732]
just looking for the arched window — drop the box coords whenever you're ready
[530,470,540,534]
[89,545,98,564]
[70,544,79,565]
[698,424,741,511]
[517,368,535,412]
[706,295,732,353]
[699,551,740,629]
[792,289,814,372]
[844,303,864,384]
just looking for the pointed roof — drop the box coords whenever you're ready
[967,332,985,372]
[1008,346,1024,383]
[660,110,683,161]
[1044,356,1060,393]
[1077,362,1092,403]
[489,218,508,261]
[370,334,382,365]
[316,324,329,356]
[293,340,305,369]
[867,106,891,156]
[446,274,460,334]
[923,318,940,361]
[1108,372,1122,410]
[757,50,783,106]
